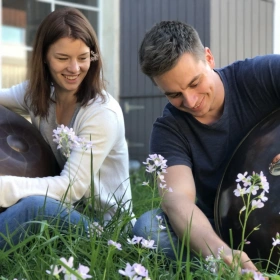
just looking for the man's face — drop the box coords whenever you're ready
[153,48,224,124]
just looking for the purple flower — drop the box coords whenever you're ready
[249,185,259,195]
[53,125,94,158]
[241,269,266,280]
[259,191,268,202]
[60,256,74,272]
[236,172,251,186]
[76,264,92,279]
[141,239,157,249]
[259,171,269,192]
[127,235,143,245]
[118,263,136,279]
[119,263,149,279]
[46,264,63,276]
[251,199,264,209]
[272,232,280,246]
[143,154,168,174]
[108,240,122,250]
[133,263,148,277]
[87,222,103,237]
[233,183,247,197]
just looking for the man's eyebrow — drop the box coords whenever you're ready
[164,91,178,96]
[187,74,200,86]
[163,74,201,96]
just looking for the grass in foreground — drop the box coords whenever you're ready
[0,166,279,279]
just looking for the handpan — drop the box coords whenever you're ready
[0,105,60,178]
[215,109,280,269]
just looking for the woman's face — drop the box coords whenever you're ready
[46,37,91,97]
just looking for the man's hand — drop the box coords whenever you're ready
[222,248,257,270]
[222,248,268,279]
[159,165,266,277]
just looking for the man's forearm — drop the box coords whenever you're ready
[163,197,230,258]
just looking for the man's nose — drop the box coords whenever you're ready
[181,90,198,108]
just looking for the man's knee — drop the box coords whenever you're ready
[132,209,162,239]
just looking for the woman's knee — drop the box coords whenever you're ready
[15,196,61,217]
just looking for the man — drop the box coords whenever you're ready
[132,21,280,271]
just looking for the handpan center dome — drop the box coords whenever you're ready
[0,104,60,178]
[7,135,29,153]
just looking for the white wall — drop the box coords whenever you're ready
[100,0,120,100]
[274,0,280,53]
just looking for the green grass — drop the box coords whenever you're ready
[130,167,160,217]
[0,167,278,279]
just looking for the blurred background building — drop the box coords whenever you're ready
[0,0,279,166]
[0,0,119,92]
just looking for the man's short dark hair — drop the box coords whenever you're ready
[139,21,205,78]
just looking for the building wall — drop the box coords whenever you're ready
[120,0,275,163]
[210,0,274,67]
[119,0,211,163]
[274,0,280,53]
[100,0,120,100]
[0,0,100,89]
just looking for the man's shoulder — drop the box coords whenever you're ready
[153,103,187,128]
[158,102,185,120]
[219,54,280,72]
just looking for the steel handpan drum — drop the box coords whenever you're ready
[0,105,60,177]
[215,109,280,269]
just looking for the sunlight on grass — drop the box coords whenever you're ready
[0,160,279,279]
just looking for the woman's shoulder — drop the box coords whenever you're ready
[85,91,123,113]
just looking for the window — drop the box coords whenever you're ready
[0,0,99,88]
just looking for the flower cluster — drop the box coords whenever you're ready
[272,232,280,246]
[46,256,91,279]
[234,171,269,210]
[108,240,122,250]
[86,221,104,238]
[143,154,167,174]
[53,125,94,158]
[107,236,156,279]
[156,215,166,230]
[205,246,224,274]
[127,235,157,250]
[241,269,266,280]
[119,263,151,280]
[143,154,172,193]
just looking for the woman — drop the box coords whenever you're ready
[0,7,132,248]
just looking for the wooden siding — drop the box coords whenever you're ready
[210,0,274,67]
[120,0,274,163]
[120,0,211,163]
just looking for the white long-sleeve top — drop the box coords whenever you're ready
[0,81,133,222]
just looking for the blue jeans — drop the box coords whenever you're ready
[0,196,90,250]
[132,209,188,260]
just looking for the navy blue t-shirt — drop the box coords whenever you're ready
[150,54,280,219]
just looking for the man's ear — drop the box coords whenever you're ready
[204,47,215,69]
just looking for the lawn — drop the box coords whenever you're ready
[0,159,279,279]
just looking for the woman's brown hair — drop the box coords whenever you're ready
[25,7,106,118]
